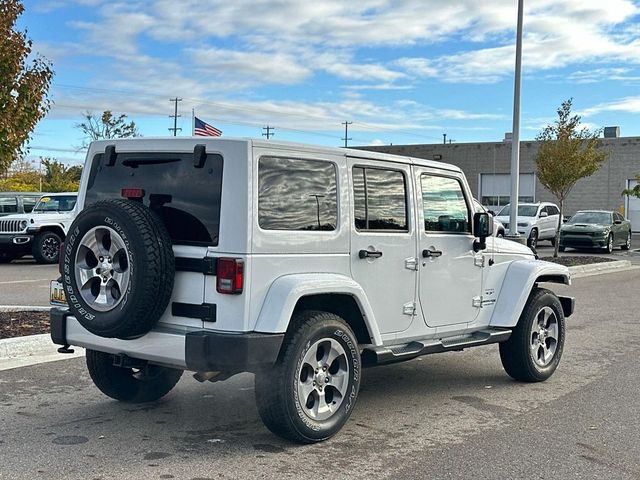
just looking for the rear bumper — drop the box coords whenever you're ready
[50,308,284,373]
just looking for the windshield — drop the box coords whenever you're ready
[33,195,77,212]
[497,205,538,217]
[568,212,611,225]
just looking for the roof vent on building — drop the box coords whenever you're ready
[503,132,513,142]
[604,126,620,138]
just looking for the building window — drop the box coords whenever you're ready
[353,167,408,231]
[421,174,470,233]
[258,156,337,231]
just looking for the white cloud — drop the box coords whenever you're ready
[580,96,640,116]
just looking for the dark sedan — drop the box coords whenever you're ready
[560,210,632,253]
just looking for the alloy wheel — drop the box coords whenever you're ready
[530,306,559,368]
[296,338,350,421]
[74,226,131,312]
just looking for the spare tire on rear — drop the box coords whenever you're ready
[62,199,175,339]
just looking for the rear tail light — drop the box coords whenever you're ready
[216,258,244,294]
[121,188,145,199]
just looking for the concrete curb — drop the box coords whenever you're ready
[568,259,638,278]
[0,333,84,371]
[0,306,51,312]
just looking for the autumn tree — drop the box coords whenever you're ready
[76,110,139,149]
[0,158,39,191]
[0,0,54,173]
[535,99,609,257]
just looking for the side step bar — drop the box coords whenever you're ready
[361,328,512,367]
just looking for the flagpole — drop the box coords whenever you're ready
[192,108,195,136]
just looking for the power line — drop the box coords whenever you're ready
[342,121,353,148]
[168,97,182,136]
[51,83,446,143]
[262,125,275,139]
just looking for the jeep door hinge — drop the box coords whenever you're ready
[404,257,419,271]
[403,302,417,316]
[474,255,485,267]
[472,296,482,308]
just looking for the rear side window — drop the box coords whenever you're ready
[353,167,408,231]
[258,156,337,231]
[0,197,18,213]
[22,197,38,213]
[421,174,470,233]
[85,152,224,246]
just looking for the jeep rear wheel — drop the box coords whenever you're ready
[499,288,565,382]
[63,199,174,339]
[86,350,183,403]
[255,311,361,443]
[32,231,61,264]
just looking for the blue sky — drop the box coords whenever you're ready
[18,0,640,165]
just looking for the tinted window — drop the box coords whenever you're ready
[548,205,559,216]
[258,157,337,231]
[0,197,18,213]
[22,197,39,213]
[421,175,470,233]
[86,152,223,246]
[352,167,407,231]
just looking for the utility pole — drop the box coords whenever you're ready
[342,121,353,148]
[168,98,182,136]
[508,0,524,240]
[443,133,447,144]
[262,125,275,139]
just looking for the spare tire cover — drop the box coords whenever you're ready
[63,199,174,339]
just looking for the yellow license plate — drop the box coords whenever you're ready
[50,280,67,306]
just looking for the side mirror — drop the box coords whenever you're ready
[563,216,570,223]
[473,212,493,252]
[539,211,548,218]
[614,219,622,224]
[488,209,496,216]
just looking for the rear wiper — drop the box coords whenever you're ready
[121,158,181,168]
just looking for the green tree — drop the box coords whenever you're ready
[76,110,139,149]
[622,174,640,199]
[0,0,54,173]
[535,99,609,257]
[41,157,81,192]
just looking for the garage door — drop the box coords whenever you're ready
[626,179,640,233]
[479,173,536,211]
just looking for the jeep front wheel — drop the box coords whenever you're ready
[499,288,565,382]
[32,231,62,264]
[86,350,183,403]
[255,311,361,443]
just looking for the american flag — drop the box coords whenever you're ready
[194,117,222,137]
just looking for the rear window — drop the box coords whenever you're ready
[85,152,224,246]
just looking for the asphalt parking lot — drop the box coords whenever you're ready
[1,269,639,479]
[1,237,639,307]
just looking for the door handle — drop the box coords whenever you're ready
[422,248,442,258]
[359,249,383,259]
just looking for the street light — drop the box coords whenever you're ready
[508,0,525,243]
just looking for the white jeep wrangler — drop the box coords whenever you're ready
[50,138,573,443]
[0,192,78,264]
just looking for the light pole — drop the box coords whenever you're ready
[508,0,525,243]
[309,194,325,229]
